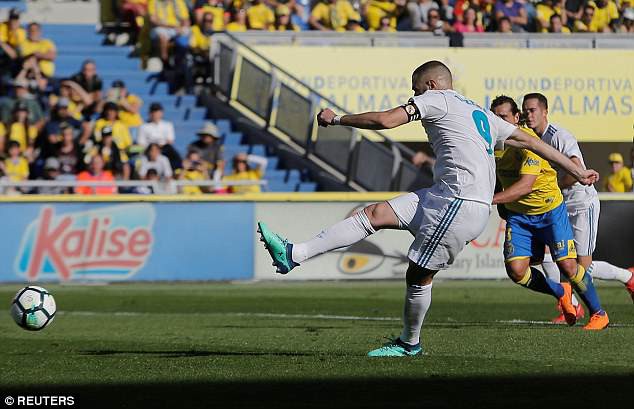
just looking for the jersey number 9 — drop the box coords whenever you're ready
[472,110,493,155]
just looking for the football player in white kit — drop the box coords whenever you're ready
[522,93,634,323]
[258,62,599,357]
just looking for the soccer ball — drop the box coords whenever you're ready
[10,286,56,331]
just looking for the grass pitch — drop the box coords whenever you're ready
[0,280,632,408]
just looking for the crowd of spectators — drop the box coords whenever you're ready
[0,7,267,195]
[105,0,634,42]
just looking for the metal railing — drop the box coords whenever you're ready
[227,31,634,49]
[211,33,424,192]
[0,179,268,194]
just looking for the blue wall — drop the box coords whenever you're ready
[0,202,254,282]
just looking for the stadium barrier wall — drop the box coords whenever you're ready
[0,193,631,283]
[250,45,634,143]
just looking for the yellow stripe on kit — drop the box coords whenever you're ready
[517,267,532,286]
[571,265,587,291]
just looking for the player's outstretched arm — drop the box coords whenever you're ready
[317,107,409,130]
[505,128,599,186]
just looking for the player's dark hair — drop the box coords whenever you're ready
[412,61,452,84]
[490,95,520,115]
[523,93,548,109]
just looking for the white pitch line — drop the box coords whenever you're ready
[55,311,634,327]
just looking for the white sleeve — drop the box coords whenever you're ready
[166,122,175,144]
[487,111,517,150]
[162,156,173,178]
[137,124,148,147]
[554,129,582,159]
[407,91,448,122]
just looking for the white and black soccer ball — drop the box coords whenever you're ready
[10,286,56,331]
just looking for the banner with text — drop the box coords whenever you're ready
[255,46,634,142]
[0,203,254,282]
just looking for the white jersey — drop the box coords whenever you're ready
[539,123,598,210]
[407,90,516,205]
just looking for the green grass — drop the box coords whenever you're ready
[0,280,632,408]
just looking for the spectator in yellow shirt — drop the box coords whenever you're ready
[226,8,249,31]
[148,0,190,65]
[605,152,633,192]
[589,0,619,32]
[20,23,57,79]
[104,80,144,128]
[190,12,214,54]
[223,152,267,193]
[273,5,300,31]
[310,0,361,31]
[535,0,567,31]
[0,8,26,61]
[178,150,209,194]
[3,140,29,183]
[7,102,37,155]
[93,102,133,153]
[365,0,405,31]
[574,5,600,31]
[247,0,275,29]
[194,0,227,31]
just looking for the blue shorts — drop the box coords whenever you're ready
[503,202,577,263]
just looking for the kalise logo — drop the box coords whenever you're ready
[15,205,155,281]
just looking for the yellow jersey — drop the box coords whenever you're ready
[4,157,29,181]
[366,0,398,30]
[198,5,226,31]
[20,38,56,77]
[8,123,38,151]
[226,22,247,32]
[589,0,619,32]
[605,167,633,192]
[189,25,211,52]
[311,1,361,31]
[0,23,26,48]
[94,119,133,152]
[179,169,207,194]
[246,4,275,29]
[223,169,263,194]
[148,0,190,26]
[117,94,143,127]
[495,127,563,215]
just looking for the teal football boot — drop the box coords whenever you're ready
[257,222,299,274]
[367,338,422,357]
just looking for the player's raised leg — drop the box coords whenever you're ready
[258,200,402,274]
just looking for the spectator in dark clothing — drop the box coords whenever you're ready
[36,157,67,194]
[187,122,224,178]
[45,97,84,139]
[70,59,103,118]
[56,125,82,177]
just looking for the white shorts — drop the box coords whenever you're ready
[567,198,600,257]
[387,187,490,270]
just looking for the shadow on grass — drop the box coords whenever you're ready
[80,349,316,358]
[2,375,632,409]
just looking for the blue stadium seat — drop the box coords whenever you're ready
[297,182,317,192]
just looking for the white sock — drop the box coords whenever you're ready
[542,254,579,307]
[291,211,376,263]
[400,283,432,346]
[589,261,633,284]
[541,253,560,283]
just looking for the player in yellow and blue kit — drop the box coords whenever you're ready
[491,96,608,330]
